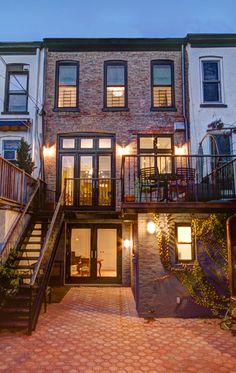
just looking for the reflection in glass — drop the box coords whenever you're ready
[97,229,117,277]
[62,156,74,205]
[99,138,111,148]
[81,138,93,149]
[70,229,91,277]
[139,137,154,149]
[98,156,111,206]
[80,156,93,205]
[62,138,75,149]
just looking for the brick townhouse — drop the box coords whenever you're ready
[42,37,236,317]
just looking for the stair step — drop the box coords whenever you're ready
[15,265,36,270]
[0,307,29,314]
[17,256,39,260]
[25,234,43,238]
[22,249,41,253]
[19,274,32,279]
[0,320,29,329]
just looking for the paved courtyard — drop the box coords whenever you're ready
[0,287,236,373]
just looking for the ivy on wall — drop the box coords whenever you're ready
[154,213,229,316]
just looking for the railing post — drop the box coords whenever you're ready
[21,170,25,205]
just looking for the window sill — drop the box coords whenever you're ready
[102,107,129,112]
[53,108,80,112]
[150,107,177,112]
[200,103,227,108]
[1,111,29,115]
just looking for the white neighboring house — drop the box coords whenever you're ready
[187,34,236,157]
[0,42,45,177]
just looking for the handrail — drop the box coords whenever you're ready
[30,189,65,286]
[28,189,65,334]
[0,180,40,264]
[205,157,236,178]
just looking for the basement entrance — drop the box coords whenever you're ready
[65,225,122,284]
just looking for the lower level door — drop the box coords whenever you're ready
[66,226,122,284]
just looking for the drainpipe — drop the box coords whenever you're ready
[181,43,190,154]
[226,214,236,298]
[32,47,40,176]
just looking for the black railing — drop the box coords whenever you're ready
[64,178,118,209]
[121,155,236,204]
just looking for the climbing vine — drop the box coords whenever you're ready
[154,213,229,316]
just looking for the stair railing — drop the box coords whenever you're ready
[0,180,41,265]
[28,189,65,334]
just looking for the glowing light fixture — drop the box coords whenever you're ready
[147,221,156,234]
[124,239,131,249]
[43,145,55,157]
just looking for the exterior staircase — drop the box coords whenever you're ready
[0,212,53,332]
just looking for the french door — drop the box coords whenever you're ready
[66,225,122,284]
[58,134,115,209]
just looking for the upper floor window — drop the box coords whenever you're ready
[151,61,174,109]
[202,60,221,103]
[5,64,29,113]
[104,61,127,109]
[55,62,79,109]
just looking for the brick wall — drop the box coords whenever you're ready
[44,49,185,199]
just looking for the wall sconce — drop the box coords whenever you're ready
[175,143,188,156]
[123,239,131,249]
[43,145,55,157]
[147,221,156,234]
[117,140,130,156]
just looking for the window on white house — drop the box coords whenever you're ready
[5,65,29,113]
[3,139,21,160]
[176,224,194,262]
[202,61,221,103]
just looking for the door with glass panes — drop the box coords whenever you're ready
[59,135,115,209]
[66,225,122,284]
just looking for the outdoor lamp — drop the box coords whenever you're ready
[124,239,131,249]
[147,221,156,234]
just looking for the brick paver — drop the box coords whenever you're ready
[0,287,236,372]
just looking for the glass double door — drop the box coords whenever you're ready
[61,152,114,209]
[66,226,122,283]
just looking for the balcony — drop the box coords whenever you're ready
[121,155,236,212]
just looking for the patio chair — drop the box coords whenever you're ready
[169,167,196,201]
[139,167,161,202]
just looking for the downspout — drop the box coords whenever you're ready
[41,47,47,181]
[226,214,236,298]
[181,43,190,154]
[32,47,40,176]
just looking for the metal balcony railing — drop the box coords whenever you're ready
[121,155,236,204]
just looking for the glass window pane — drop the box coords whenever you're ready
[156,137,172,149]
[203,62,219,81]
[71,229,91,277]
[153,65,171,85]
[80,156,93,206]
[59,65,77,85]
[62,138,75,149]
[3,140,20,150]
[61,156,74,205]
[203,82,220,102]
[9,74,27,92]
[153,86,172,107]
[140,137,154,149]
[80,156,93,178]
[9,94,27,112]
[107,65,125,85]
[157,156,172,173]
[106,87,125,107]
[177,244,192,261]
[81,138,93,148]
[4,150,16,160]
[99,138,111,148]
[140,156,155,170]
[58,86,77,107]
[177,226,192,243]
[97,229,117,277]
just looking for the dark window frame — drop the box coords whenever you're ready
[4,65,29,114]
[151,60,175,110]
[202,60,222,104]
[103,60,128,111]
[175,223,195,263]
[138,134,174,176]
[54,61,80,111]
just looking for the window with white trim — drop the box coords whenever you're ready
[202,60,222,103]
[176,224,194,262]
[2,139,21,160]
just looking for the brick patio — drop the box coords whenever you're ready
[0,287,236,373]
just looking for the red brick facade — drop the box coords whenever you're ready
[44,48,185,198]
